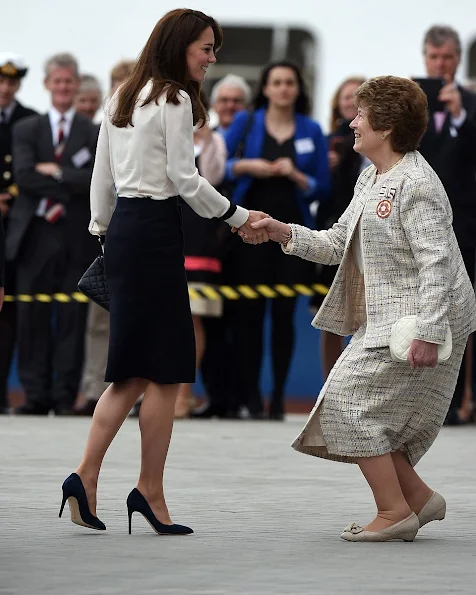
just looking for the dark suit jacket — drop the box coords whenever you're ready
[419,87,476,249]
[7,111,98,263]
[1,101,38,289]
[0,213,4,287]
[0,101,38,195]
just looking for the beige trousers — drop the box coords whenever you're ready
[80,301,110,400]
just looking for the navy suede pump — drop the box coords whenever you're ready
[127,488,193,535]
[59,473,106,531]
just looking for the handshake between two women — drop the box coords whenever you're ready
[233,210,292,246]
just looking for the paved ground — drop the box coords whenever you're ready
[0,415,475,595]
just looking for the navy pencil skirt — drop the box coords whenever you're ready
[104,196,195,384]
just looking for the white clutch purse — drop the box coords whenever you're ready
[389,315,452,363]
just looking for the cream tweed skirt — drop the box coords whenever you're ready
[292,324,466,466]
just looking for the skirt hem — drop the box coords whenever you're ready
[104,372,196,385]
[291,440,419,466]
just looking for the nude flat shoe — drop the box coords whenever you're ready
[341,512,419,542]
[417,492,446,528]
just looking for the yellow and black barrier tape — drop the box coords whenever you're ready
[4,284,329,303]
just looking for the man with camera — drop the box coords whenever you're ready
[417,25,476,424]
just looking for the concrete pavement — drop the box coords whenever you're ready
[0,415,475,595]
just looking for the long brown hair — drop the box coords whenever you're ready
[253,61,311,115]
[111,9,222,128]
[329,76,366,133]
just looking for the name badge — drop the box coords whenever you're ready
[294,138,315,155]
[72,147,92,168]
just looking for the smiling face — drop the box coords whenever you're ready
[75,89,101,120]
[424,40,460,82]
[44,66,79,112]
[0,75,20,108]
[338,81,360,121]
[263,66,300,110]
[350,105,389,159]
[213,85,246,129]
[186,26,216,83]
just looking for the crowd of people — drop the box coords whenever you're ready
[0,22,475,430]
[0,8,474,542]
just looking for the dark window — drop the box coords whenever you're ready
[287,29,316,70]
[218,27,274,66]
[203,25,317,104]
[468,39,476,79]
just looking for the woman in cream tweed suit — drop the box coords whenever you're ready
[246,76,476,542]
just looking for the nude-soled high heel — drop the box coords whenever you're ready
[59,473,106,531]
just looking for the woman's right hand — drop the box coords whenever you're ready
[234,159,276,178]
[248,217,292,244]
[407,339,438,369]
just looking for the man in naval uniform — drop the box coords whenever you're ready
[0,53,37,414]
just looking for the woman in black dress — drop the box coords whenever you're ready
[59,8,267,535]
[224,61,330,419]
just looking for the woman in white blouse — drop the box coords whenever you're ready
[59,8,267,536]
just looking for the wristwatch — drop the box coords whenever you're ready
[53,168,63,182]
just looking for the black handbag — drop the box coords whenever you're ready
[78,237,110,311]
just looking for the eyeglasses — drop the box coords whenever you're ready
[216,97,245,105]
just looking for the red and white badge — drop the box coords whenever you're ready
[376,199,392,219]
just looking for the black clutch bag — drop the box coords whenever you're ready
[78,237,110,311]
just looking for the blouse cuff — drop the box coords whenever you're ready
[224,204,248,228]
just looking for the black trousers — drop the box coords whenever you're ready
[450,246,476,411]
[0,223,17,409]
[233,297,298,415]
[0,299,16,409]
[16,218,89,410]
[201,300,242,413]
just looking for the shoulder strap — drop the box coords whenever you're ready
[234,110,255,159]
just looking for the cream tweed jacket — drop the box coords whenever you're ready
[284,151,476,348]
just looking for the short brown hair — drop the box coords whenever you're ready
[111,8,222,128]
[329,76,366,132]
[355,76,429,153]
[110,60,135,89]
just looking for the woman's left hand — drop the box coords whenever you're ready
[407,339,438,369]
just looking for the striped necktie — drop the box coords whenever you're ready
[38,115,67,223]
[55,116,66,162]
